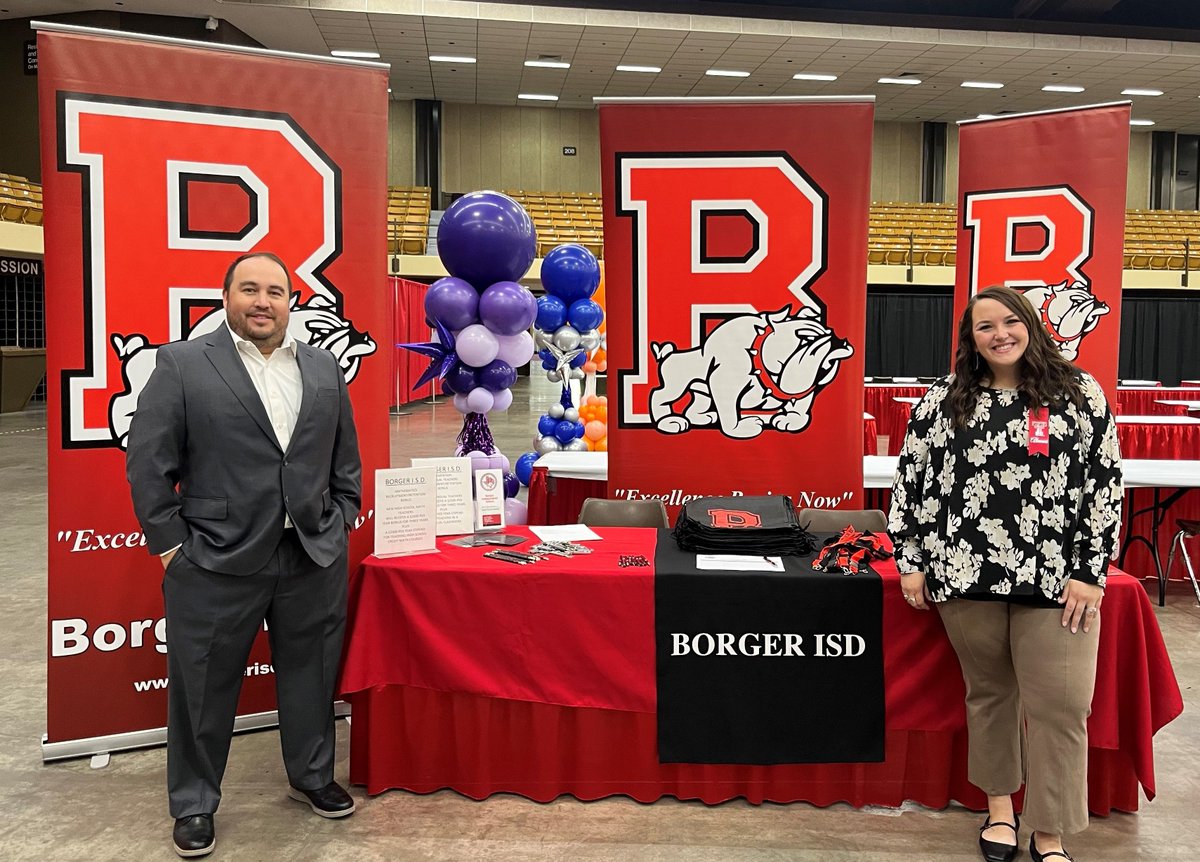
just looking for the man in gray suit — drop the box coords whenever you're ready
[126,251,362,858]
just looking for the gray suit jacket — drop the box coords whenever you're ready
[126,325,362,575]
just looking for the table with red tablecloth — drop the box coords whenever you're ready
[340,528,1182,812]
[390,277,437,407]
[1116,416,1200,460]
[865,384,930,454]
[1116,387,1200,416]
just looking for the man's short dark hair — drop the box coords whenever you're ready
[222,252,292,294]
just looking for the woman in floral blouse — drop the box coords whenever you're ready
[889,285,1122,862]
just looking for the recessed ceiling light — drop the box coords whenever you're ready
[962,81,1004,89]
[616,65,661,73]
[793,73,838,82]
[1042,84,1085,93]
[331,50,380,59]
[525,60,570,69]
[1122,88,1163,96]
[518,93,559,101]
[706,69,750,78]
[879,77,921,86]
[1130,119,1156,126]
[429,55,476,64]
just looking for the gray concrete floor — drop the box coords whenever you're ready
[2,376,1197,861]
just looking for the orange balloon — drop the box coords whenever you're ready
[583,361,598,374]
[584,420,606,441]
[584,394,599,406]
[592,347,607,363]
[597,395,608,406]
[595,436,607,452]
[597,361,607,373]
[585,437,595,451]
[597,406,607,422]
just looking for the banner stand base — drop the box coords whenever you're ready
[42,701,352,763]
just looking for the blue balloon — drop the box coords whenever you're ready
[437,191,537,289]
[503,472,520,499]
[541,357,556,371]
[538,348,554,363]
[515,452,539,486]
[554,420,577,444]
[574,421,585,438]
[537,415,559,437]
[535,295,568,331]
[541,244,600,304]
[570,351,587,368]
[444,362,478,395]
[567,299,604,332]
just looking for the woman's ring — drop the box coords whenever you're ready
[1086,607,1099,616]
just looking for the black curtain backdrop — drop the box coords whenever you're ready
[864,286,954,377]
[1118,291,1200,386]
[865,287,1200,386]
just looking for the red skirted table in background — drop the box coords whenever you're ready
[1117,387,1200,416]
[340,528,1182,811]
[864,384,929,454]
[390,277,436,407]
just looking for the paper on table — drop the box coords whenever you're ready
[696,554,785,572]
[529,524,603,542]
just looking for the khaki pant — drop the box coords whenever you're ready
[937,600,1099,836]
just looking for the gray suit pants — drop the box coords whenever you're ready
[163,529,348,818]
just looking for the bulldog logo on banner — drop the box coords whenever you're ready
[956,104,1131,396]
[600,101,873,515]
[963,185,1108,360]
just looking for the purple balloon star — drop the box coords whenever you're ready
[398,319,458,391]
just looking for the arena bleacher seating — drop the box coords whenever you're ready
[0,173,43,227]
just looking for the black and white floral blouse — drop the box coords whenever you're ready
[888,372,1123,603]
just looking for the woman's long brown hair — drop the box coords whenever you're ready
[946,285,1085,428]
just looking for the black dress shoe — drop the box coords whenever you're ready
[979,814,1020,862]
[287,781,356,818]
[172,814,215,858]
[1030,835,1074,862]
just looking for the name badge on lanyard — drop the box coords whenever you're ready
[1028,406,1050,456]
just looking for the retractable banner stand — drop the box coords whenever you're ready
[598,98,873,516]
[956,103,1131,398]
[37,25,389,758]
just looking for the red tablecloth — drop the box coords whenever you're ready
[1116,418,1200,459]
[863,413,879,456]
[340,528,1183,811]
[527,466,606,526]
[864,385,929,455]
[391,277,436,408]
[1117,387,1200,416]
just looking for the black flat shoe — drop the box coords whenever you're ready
[979,814,1020,862]
[172,814,214,858]
[1029,835,1073,862]
[287,781,356,818]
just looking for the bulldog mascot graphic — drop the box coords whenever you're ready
[108,293,376,449]
[649,305,853,440]
[1021,280,1109,361]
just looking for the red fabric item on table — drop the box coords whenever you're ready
[1117,387,1200,416]
[1116,420,1200,459]
[864,385,928,455]
[864,415,879,455]
[527,466,607,526]
[339,527,1183,809]
[390,277,437,407]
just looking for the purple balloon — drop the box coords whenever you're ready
[424,277,479,330]
[444,361,479,395]
[491,388,514,412]
[478,359,517,392]
[466,386,496,414]
[437,191,537,289]
[504,497,528,526]
[455,324,500,368]
[503,472,520,498]
[479,281,537,337]
[496,331,535,368]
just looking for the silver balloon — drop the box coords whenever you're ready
[563,407,579,423]
[535,435,562,455]
[548,403,566,419]
[563,438,589,452]
[553,325,581,352]
[569,367,585,380]
[533,329,553,350]
[546,369,563,383]
[578,329,602,352]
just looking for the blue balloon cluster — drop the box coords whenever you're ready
[532,244,603,385]
[516,401,588,486]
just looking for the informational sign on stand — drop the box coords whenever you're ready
[474,468,506,531]
[375,467,437,557]
[411,456,474,535]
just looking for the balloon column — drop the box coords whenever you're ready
[398,191,539,524]
[513,243,605,490]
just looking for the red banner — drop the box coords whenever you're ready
[599,99,873,515]
[38,27,389,753]
[956,104,1131,399]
